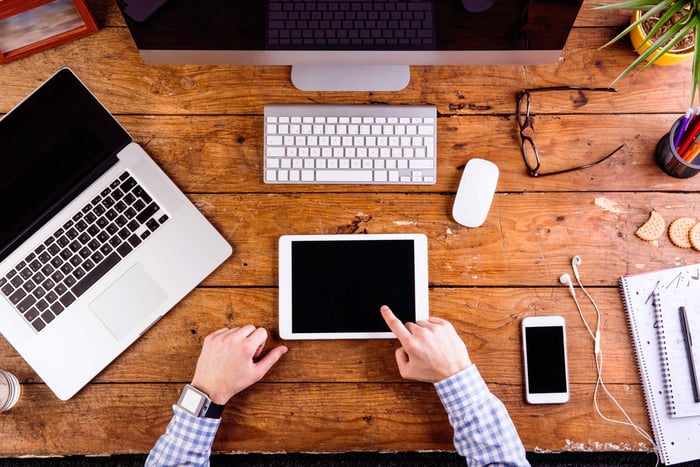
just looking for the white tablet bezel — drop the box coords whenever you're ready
[278,233,429,340]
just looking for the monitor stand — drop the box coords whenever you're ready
[291,65,410,92]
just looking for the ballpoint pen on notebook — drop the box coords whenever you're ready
[680,306,700,403]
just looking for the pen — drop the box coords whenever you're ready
[674,108,694,149]
[681,134,700,162]
[676,110,700,155]
[680,306,700,403]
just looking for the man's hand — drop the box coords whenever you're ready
[190,326,288,404]
[381,305,471,383]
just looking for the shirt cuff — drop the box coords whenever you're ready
[433,365,489,413]
[170,404,221,448]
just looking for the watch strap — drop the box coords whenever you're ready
[203,400,226,419]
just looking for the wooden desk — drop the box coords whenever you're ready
[1,0,699,456]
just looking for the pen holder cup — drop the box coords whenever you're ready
[656,117,700,178]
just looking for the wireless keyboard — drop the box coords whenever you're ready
[264,104,437,184]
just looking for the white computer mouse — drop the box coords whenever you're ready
[452,158,499,227]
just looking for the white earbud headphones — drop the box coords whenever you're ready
[571,255,582,281]
[559,273,576,298]
[560,255,656,454]
[559,255,582,296]
[561,255,597,352]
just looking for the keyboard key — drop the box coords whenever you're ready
[72,252,120,297]
[137,202,160,223]
[50,301,64,316]
[120,176,137,193]
[316,170,373,182]
[41,310,56,325]
[1,283,14,296]
[117,243,133,257]
[17,295,36,313]
[128,234,142,248]
[31,318,46,332]
[60,291,76,307]
[25,307,40,322]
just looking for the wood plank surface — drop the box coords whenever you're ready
[0,0,695,457]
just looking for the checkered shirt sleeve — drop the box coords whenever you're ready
[434,365,529,466]
[146,404,221,467]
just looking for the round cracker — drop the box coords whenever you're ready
[690,222,700,252]
[668,217,696,249]
[635,210,665,242]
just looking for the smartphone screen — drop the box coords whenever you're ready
[522,316,569,404]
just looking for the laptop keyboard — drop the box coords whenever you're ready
[0,171,169,333]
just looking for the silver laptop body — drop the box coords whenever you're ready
[0,68,232,400]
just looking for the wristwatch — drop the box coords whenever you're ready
[177,384,226,419]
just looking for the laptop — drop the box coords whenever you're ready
[0,68,232,400]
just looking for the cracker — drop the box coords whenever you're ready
[635,210,665,242]
[668,217,696,249]
[690,222,700,251]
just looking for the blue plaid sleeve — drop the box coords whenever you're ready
[434,365,529,466]
[146,405,221,467]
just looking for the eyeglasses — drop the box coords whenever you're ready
[516,86,626,177]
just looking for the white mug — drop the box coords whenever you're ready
[0,370,20,412]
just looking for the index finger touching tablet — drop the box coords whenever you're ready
[380,305,412,341]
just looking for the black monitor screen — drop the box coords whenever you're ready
[122,0,581,54]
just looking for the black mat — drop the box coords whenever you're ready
[0,451,683,466]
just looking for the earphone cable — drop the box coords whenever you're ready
[568,265,659,466]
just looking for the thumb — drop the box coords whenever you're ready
[254,345,288,376]
[395,347,410,373]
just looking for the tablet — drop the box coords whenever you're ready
[278,233,429,340]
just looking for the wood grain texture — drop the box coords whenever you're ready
[0,0,693,456]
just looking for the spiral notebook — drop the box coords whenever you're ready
[653,287,700,418]
[620,263,700,466]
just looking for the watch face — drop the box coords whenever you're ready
[179,385,206,415]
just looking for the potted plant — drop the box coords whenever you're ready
[593,0,700,104]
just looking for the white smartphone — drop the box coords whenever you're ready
[521,315,570,404]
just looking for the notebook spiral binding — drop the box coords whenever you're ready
[653,290,680,417]
[619,281,666,463]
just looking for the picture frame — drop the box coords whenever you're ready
[0,0,98,64]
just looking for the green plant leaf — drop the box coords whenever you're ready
[595,0,699,106]
[610,20,692,84]
[598,3,681,49]
[639,20,694,71]
[592,0,674,10]
[643,1,688,41]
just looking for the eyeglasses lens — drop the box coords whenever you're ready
[521,137,539,174]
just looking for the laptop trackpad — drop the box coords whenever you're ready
[90,264,168,340]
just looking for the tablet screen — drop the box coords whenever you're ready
[291,239,416,333]
[279,234,429,339]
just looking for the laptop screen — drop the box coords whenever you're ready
[0,69,131,261]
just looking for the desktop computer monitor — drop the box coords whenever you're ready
[118,0,582,92]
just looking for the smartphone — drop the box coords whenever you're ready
[521,315,570,404]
